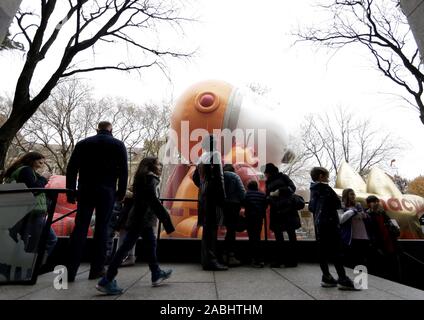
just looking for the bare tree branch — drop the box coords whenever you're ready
[0,0,195,172]
[300,105,403,178]
[294,0,424,125]
[62,62,157,77]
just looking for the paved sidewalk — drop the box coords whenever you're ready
[1,263,423,300]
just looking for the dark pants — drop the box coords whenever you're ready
[273,227,298,265]
[106,226,159,281]
[223,203,240,255]
[201,222,219,267]
[200,201,222,267]
[247,215,263,263]
[67,186,115,279]
[317,229,347,279]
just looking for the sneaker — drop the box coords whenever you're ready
[96,278,123,295]
[120,255,136,267]
[338,277,361,291]
[321,274,338,288]
[251,261,265,268]
[152,269,172,287]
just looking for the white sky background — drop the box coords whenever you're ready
[0,0,423,179]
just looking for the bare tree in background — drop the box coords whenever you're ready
[1,78,172,175]
[97,97,171,178]
[295,0,424,125]
[300,106,403,177]
[392,174,409,193]
[0,0,194,175]
[0,96,37,168]
[18,78,95,174]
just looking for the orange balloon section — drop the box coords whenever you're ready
[170,80,233,160]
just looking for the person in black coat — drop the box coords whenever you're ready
[264,163,298,268]
[192,135,228,271]
[309,167,358,290]
[66,121,128,282]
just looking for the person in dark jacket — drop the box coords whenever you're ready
[66,121,128,282]
[96,156,175,295]
[264,163,298,268]
[4,152,57,256]
[339,188,373,269]
[243,180,267,268]
[309,167,358,290]
[222,164,245,266]
[192,135,228,271]
[365,195,400,281]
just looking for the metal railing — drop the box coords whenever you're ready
[2,188,424,289]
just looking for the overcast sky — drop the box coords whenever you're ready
[1,0,423,179]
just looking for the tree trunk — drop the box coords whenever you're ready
[0,122,20,177]
[0,101,36,176]
[416,97,424,126]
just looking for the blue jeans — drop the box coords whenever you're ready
[106,226,159,281]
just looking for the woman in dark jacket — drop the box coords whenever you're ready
[4,152,57,256]
[97,157,175,295]
[192,135,227,271]
[264,163,298,268]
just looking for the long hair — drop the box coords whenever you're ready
[342,188,355,207]
[3,151,45,179]
[133,156,158,188]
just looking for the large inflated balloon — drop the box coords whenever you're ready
[334,162,424,239]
